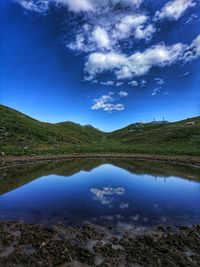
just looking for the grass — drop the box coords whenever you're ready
[1,104,200,156]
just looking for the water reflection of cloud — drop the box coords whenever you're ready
[119,202,129,210]
[90,187,125,197]
[130,214,140,221]
[153,203,162,213]
[90,187,125,207]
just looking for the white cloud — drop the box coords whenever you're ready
[85,42,187,80]
[155,0,196,21]
[152,87,162,96]
[92,26,111,49]
[116,82,124,86]
[191,34,200,57]
[100,81,124,86]
[16,0,143,13]
[100,81,115,86]
[113,14,148,40]
[16,0,200,86]
[140,79,147,87]
[154,77,165,85]
[16,0,49,12]
[59,0,93,12]
[179,71,190,77]
[128,80,138,86]
[183,34,200,61]
[134,24,156,41]
[65,0,143,12]
[68,34,87,52]
[119,91,128,97]
[91,93,125,111]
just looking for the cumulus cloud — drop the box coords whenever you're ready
[134,24,156,41]
[16,0,143,13]
[62,0,143,11]
[113,14,148,40]
[92,26,111,50]
[60,0,93,12]
[68,15,153,53]
[116,82,124,86]
[119,91,128,97]
[128,80,138,86]
[85,42,187,80]
[155,0,196,21]
[91,93,125,111]
[15,0,200,86]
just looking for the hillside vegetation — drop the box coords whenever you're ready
[0,105,200,156]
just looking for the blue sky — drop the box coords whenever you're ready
[1,0,200,131]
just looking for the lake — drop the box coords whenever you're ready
[0,159,200,228]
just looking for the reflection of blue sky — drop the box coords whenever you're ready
[0,163,200,226]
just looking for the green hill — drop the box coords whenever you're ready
[0,105,104,154]
[0,105,199,156]
[106,117,200,155]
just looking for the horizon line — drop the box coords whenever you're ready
[1,104,199,133]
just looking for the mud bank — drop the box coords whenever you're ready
[0,222,200,266]
[1,153,200,169]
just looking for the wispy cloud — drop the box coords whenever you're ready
[154,77,165,85]
[152,87,162,96]
[100,81,124,87]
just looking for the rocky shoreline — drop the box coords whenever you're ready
[0,222,200,266]
[1,153,200,169]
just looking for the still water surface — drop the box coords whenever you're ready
[0,159,200,227]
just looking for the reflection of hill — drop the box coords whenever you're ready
[0,159,103,194]
[1,159,199,194]
[108,159,200,181]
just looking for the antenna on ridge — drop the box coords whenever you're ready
[163,116,165,123]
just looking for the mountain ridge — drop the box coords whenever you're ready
[0,104,200,156]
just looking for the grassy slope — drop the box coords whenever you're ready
[106,118,200,155]
[0,105,103,154]
[0,104,200,155]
